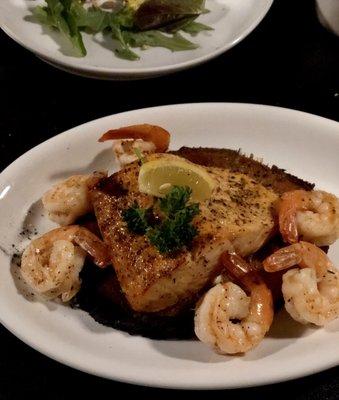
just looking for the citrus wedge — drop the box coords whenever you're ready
[138,156,216,201]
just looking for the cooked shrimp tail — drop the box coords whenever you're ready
[21,226,111,302]
[195,252,273,354]
[222,252,274,328]
[263,245,304,273]
[42,172,106,226]
[220,251,256,280]
[263,242,339,326]
[98,124,170,153]
[73,226,110,268]
[263,242,330,276]
[279,190,339,246]
[278,190,303,244]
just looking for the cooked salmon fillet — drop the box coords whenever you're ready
[90,151,289,313]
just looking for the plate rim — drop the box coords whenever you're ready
[0,102,338,389]
[0,0,274,78]
[1,102,339,179]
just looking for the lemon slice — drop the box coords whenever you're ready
[138,156,216,201]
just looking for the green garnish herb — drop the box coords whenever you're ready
[159,185,193,216]
[122,186,200,254]
[122,203,150,235]
[31,0,211,60]
[134,147,145,164]
[148,203,199,253]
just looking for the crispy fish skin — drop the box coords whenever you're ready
[172,147,314,194]
[90,153,279,313]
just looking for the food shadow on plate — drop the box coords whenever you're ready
[75,308,114,334]
[268,309,313,339]
[151,310,316,363]
[150,339,228,364]
[152,329,288,364]
[8,199,43,303]
[21,199,46,237]
[24,12,76,57]
[92,34,130,59]
[242,310,315,362]
[9,199,58,311]
[324,319,339,333]
[49,149,116,180]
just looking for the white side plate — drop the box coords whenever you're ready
[0,0,273,79]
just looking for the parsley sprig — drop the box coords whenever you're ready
[122,186,200,254]
[122,203,150,235]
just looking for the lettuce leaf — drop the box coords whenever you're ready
[32,0,209,60]
[111,23,140,60]
[34,0,86,56]
[181,20,213,35]
[123,30,198,52]
[33,6,56,27]
[70,3,111,32]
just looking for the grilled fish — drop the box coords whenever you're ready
[172,147,314,195]
[90,152,289,313]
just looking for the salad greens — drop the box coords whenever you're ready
[122,186,200,254]
[32,0,212,60]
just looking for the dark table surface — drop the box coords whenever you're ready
[1,0,339,398]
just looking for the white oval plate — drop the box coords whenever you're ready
[0,104,338,389]
[0,0,273,79]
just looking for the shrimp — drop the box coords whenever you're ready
[195,252,273,354]
[111,139,156,167]
[42,172,106,226]
[21,226,110,302]
[99,124,170,153]
[263,241,339,326]
[278,190,339,246]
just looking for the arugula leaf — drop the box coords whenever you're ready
[70,3,111,32]
[123,30,198,52]
[35,0,86,56]
[182,21,213,35]
[110,6,135,28]
[32,6,56,27]
[61,0,86,56]
[159,15,195,33]
[111,23,140,60]
[32,0,208,60]
[66,3,134,33]
[63,3,138,59]
[110,7,139,60]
